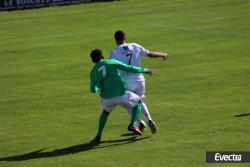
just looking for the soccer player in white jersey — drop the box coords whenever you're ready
[110,30,168,134]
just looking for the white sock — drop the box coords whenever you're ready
[141,103,152,122]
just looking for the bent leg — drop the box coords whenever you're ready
[141,102,152,122]
[130,101,142,127]
[119,91,143,135]
[133,81,153,122]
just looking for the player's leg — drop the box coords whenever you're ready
[90,98,113,144]
[125,106,146,132]
[134,81,156,134]
[129,102,143,135]
[127,117,146,132]
[119,91,143,135]
[91,109,109,144]
[126,82,145,130]
[130,101,142,127]
[134,81,152,121]
[141,103,156,134]
[97,110,110,137]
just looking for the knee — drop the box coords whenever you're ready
[103,110,110,116]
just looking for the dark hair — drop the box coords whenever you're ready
[114,30,126,42]
[90,49,103,63]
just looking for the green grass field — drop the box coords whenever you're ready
[0,0,250,166]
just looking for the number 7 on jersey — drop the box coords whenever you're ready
[98,65,106,77]
[126,53,133,65]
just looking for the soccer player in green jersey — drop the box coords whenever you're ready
[89,49,153,144]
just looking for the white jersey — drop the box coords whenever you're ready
[110,43,149,82]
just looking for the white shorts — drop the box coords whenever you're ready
[126,80,145,99]
[100,91,140,113]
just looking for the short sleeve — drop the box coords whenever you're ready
[135,43,149,57]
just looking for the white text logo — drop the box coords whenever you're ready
[215,153,242,162]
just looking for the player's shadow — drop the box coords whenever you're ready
[234,113,250,117]
[0,136,149,162]
[121,132,137,137]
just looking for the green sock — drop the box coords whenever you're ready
[97,110,109,137]
[130,102,142,127]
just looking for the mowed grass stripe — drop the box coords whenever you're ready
[0,0,250,167]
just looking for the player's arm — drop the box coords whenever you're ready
[136,43,168,60]
[147,51,168,60]
[114,59,153,75]
[90,71,102,93]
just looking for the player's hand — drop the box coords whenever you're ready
[145,68,153,75]
[162,53,168,60]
